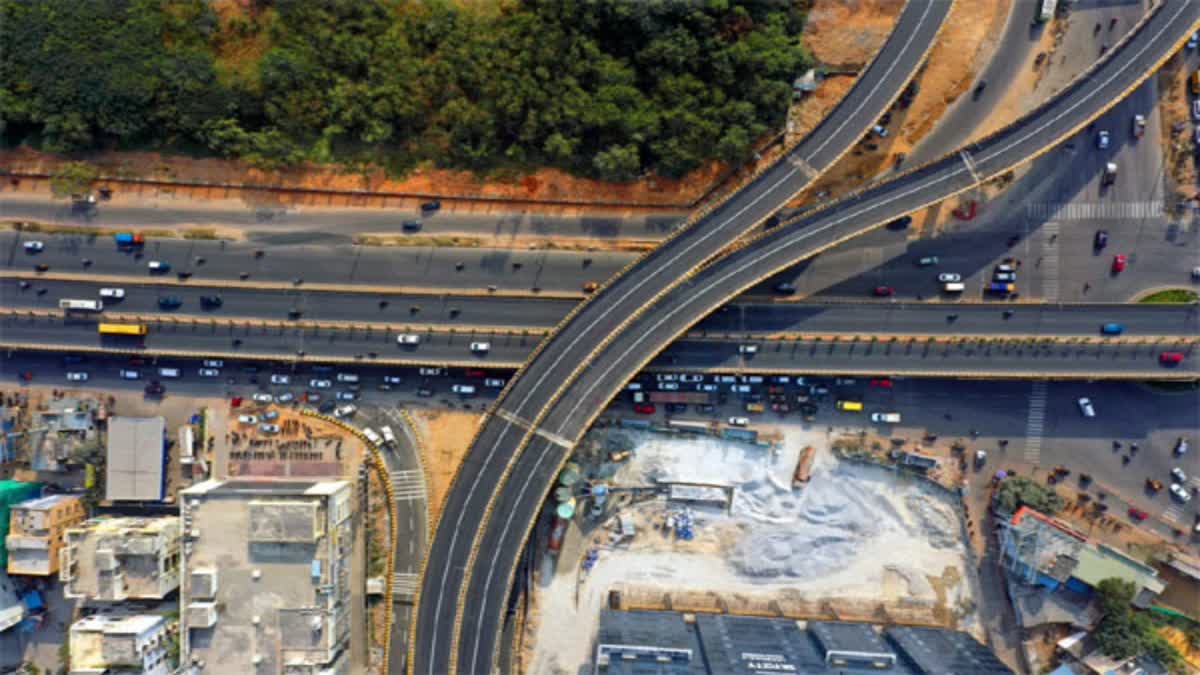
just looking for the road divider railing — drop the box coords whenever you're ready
[681,333,1200,346]
[300,409,398,669]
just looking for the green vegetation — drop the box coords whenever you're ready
[1092,579,1183,672]
[1139,289,1199,304]
[993,475,1064,515]
[0,0,809,181]
[48,162,100,199]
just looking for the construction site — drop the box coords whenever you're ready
[521,421,981,673]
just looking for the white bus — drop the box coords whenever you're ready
[59,298,103,312]
[1036,0,1057,23]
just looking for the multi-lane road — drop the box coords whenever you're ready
[415,4,1200,674]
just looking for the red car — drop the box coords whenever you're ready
[873,286,895,297]
[634,403,656,415]
[1127,507,1148,522]
[1159,352,1184,366]
[1111,254,1126,273]
[869,378,893,388]
[465,369,486,378]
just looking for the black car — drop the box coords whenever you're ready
[773,282,797,295]
[420,200,441,212]
[402,220,423,232]
[1094,230,1108,249]
[318,400,337,413]
[158,296,182,310]
[886,215,912,230]
[199,295,223,308]
[665,403,688,414]
[144,380,165,396]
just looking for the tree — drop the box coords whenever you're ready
[1092,578,1184,672]
[49,162,99,199]
[993,476,1065,515]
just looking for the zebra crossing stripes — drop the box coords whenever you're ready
[1041,222,1060,302]
[391,470,427,501]
[393,572,419,599]
[1024,382,1049,464]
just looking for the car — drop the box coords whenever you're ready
[144,381,164,396]
[1171,468,1188,484]
[1193,265,1200,280]
[870,412,901,423]
[148,261,170,273]
[872,286,895,297]
[198,368,220,377]
[252,393,273,403]
[335,373,358,384]
[119,369,140,380]
[261,410,279,421]
[484,378,506,388]
[199,295,223,308]
[381,426,397,444]
[237,414,258,424]
[469,342,491,353]
[937,273,961,283]
[1175,437,1190,456]
[1096,130,1110,149]
[1128,507,1149,522]
[397,334,421,345]
[464,369,485,378]
[23,241,44,253]
[1193,99,1200,121]
[99,288,125,299]
[993,271,1016,282]
[1170,483,1192,503]
[1077,397,1096,418]
[275,393,295,403]
[665,403,688,414]
[1132,114,1146,138]
[656,374,679,382]
[1111,254,1127,273]
[157,367,181,379]
[1093,230,1108,249]
[1194,125,1200,145]
[634,403,656,415]
[886,215,912,230]
[418,367,442,376]
[916,256,939,267]
[402,220,423,232]
[258,424,281,434]
[451,384,477,396]
[869,378,893,388]
[305,392,322,402]
[679,374,704,383]
[1190,30,1200,49]
[739,344,758,354]
[658,382,680,391]
[871,124,888,137]
[157,296,182,309]
[834,378,856,386]
[309,379,332,389]
[336,391,357,401]
[383,375,402,385]
[334,404,357,418]
[728,417,750,427]
[202,359,224,368]
[995,263,1015,273]
[773,282,797,295]
[363,428,384,445]
[421,200,441,212]
[1159,352,1185,366]
[65,372,88,382]
[582,282,599,293]
[1100,323,1124,336]
[417,386,434,397]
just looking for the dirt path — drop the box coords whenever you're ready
[407,408,483,522]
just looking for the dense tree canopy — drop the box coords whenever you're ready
[0,0,810,180]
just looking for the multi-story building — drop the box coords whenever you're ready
[179,479,353,674]
[61,517,181,602]
[70,614,175,675]
[6,494,86,576]
[0,480,41,569]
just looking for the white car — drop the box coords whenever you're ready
[252,393,273,403]
[937,273,961,283]
[679,374,704,383]
[202,359,224,368]
[397,334,421,345]
[258,424,281,434]
[336,391,357,401]
[1169,483,1192,503]
[382,375,402,385]
[1096,130,1110,150]
[147,260,169,271]
[451,384,477,395]
[381,426,397,444]
[275,393,295,403]
[728,417,750,427]
[334,404,357,418]
[336,373,359,383]
[469,342,491,353]
[1193,99,1200,121]
[198,368,220,377]
[270,374,290,385]
[237,414,258,425]
[119,369,140,380]
[309,379,332,389]
[418,367,442,376]
[995,263,1015,273]
[658,382,680,391]
[870,412,902,423]
[656,374,679,382]
[23,241,44,252]
[739,344,759,354]
[1171,468,1188,484]
[484,378,506,388]
[65,372,88,382]
[362,427,383,445]
[1077,397,1096,418]
[99,288,125,299]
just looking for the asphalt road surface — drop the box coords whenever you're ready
[420,5,1200,675]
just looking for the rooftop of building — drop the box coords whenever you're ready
[1071,544,1165,596]
[595,609,705,675]
[886,625,1013,675]
[12,493,79,513]
[106,416,165,502]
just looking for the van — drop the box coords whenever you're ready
[942,282,965,293]
[158,367,181,379]
[1191,69,1200,95]
[836,400,864,412]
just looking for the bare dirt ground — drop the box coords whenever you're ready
[804,0,904,67]
[1157,52,1198,209]
[352,232,658,253]
[407,408,483,521]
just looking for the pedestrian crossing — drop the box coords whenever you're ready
[1041,222,1060,302]
[391,470,427,501]
[1163,504,1186,524]
[1023,382,1049,464]
[1163,478,1200,524]
[393,572,419,599]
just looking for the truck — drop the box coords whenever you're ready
[792,446,816,486]
[1102,162,1117,187]
[648,391,711,405]
[114,232,144,247]
[1035,0,1057,22]
[59,298,103,312]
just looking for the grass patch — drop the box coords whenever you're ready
[1139,288,1199,304]
[181,228,218,240]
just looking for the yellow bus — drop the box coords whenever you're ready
[98,323,147,336]
[836,400,863,412]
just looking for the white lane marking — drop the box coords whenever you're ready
[1041,222,1060,302]
[495,408,575,449]
[456,3,1193,670]
[1024,382,1049,464]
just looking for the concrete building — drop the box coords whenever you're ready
[70,614,174,675]
[593,610,1012,674]
[0,569,24,632]
[1000,507,1165,607]
[0,480,42,569]
[61,517,181,602]
[6,494,86,576]
[179,479,353,674]
[106,417,166,502]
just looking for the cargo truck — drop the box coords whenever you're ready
[114,232,144,247]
